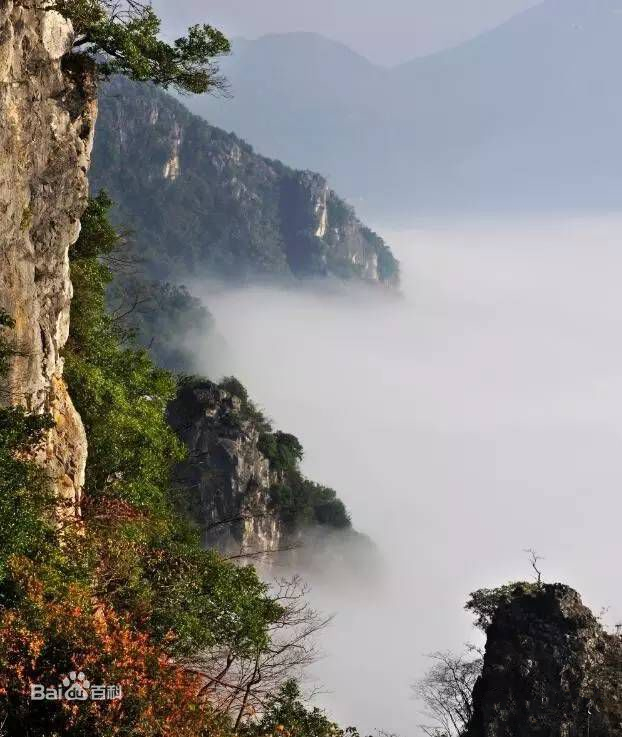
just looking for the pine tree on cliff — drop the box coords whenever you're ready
[50,0,230,93]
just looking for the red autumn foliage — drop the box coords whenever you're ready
[0,558,228,737]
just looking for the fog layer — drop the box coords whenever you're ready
[192,217,622,734]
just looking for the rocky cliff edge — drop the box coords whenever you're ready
[0,2,97,514]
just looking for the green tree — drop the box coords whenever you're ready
[64,194,284,663]
[52,0,230,93]
[270,476,351,531]
[243,679,355,737]
[0,314,56,585]
[219,376,249,405]
[65,192,185,514]
[218,376,272,431]
[110,279,215,372]
[465,582,538,631]
[259,431,304,474]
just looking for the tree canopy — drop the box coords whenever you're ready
[242,680,358,737]
[465,582,539,632]
[53,0,230,93]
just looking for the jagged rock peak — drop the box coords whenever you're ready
[466,582,622,737]
[167,379,282,555]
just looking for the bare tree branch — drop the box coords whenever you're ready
[185,576,330,725]
[524,548,545,586]
[413,648,483,737]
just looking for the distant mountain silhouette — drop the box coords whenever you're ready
[186,0,622,220]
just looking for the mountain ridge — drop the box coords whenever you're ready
[185,0,622,219]
[91,75,399,286]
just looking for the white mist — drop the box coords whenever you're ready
[191,216,622,735]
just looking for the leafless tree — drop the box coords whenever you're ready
[413,647,483,737]
[187,575,331,728]
[524,548,544,586]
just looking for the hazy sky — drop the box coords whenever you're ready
[151,0,543,65]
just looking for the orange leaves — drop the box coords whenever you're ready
[0,573,225,737]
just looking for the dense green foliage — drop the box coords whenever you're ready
[73,190,215,374]
[91,75,400,285]
[54,0,230,93]
[243,680,359,737]
[258,432,304,474]
[0,196,292,735]
[0,315,55,585]
[64,195,281,654]
[217,378,351,531]
[0,408,55,585]
[270,478,351,530]
[466,582,540,631]
[219,376,272,432]
[65,192,185,514]
[258,430,350,530]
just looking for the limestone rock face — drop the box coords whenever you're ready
[280,170,384,282]
[0,2,96,510]
[91,74,400,286]
[167,380,283,554]
[466,584,622,737]
[167,380,382,581]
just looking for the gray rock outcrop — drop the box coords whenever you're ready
[167,380,283,554]
[466,583,622,737]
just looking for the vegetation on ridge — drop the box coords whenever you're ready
[217,377,352,531]
[0,195,349,734]
[0,4,362,733]
[0,198,279,735]
[91,75,400,286]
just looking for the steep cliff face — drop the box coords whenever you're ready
[466,584,622,737]
[167,380,283,553]
[91,75,399,286]
[167,380,381,580]
[280,170,387,282]
[0,3,96,512]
